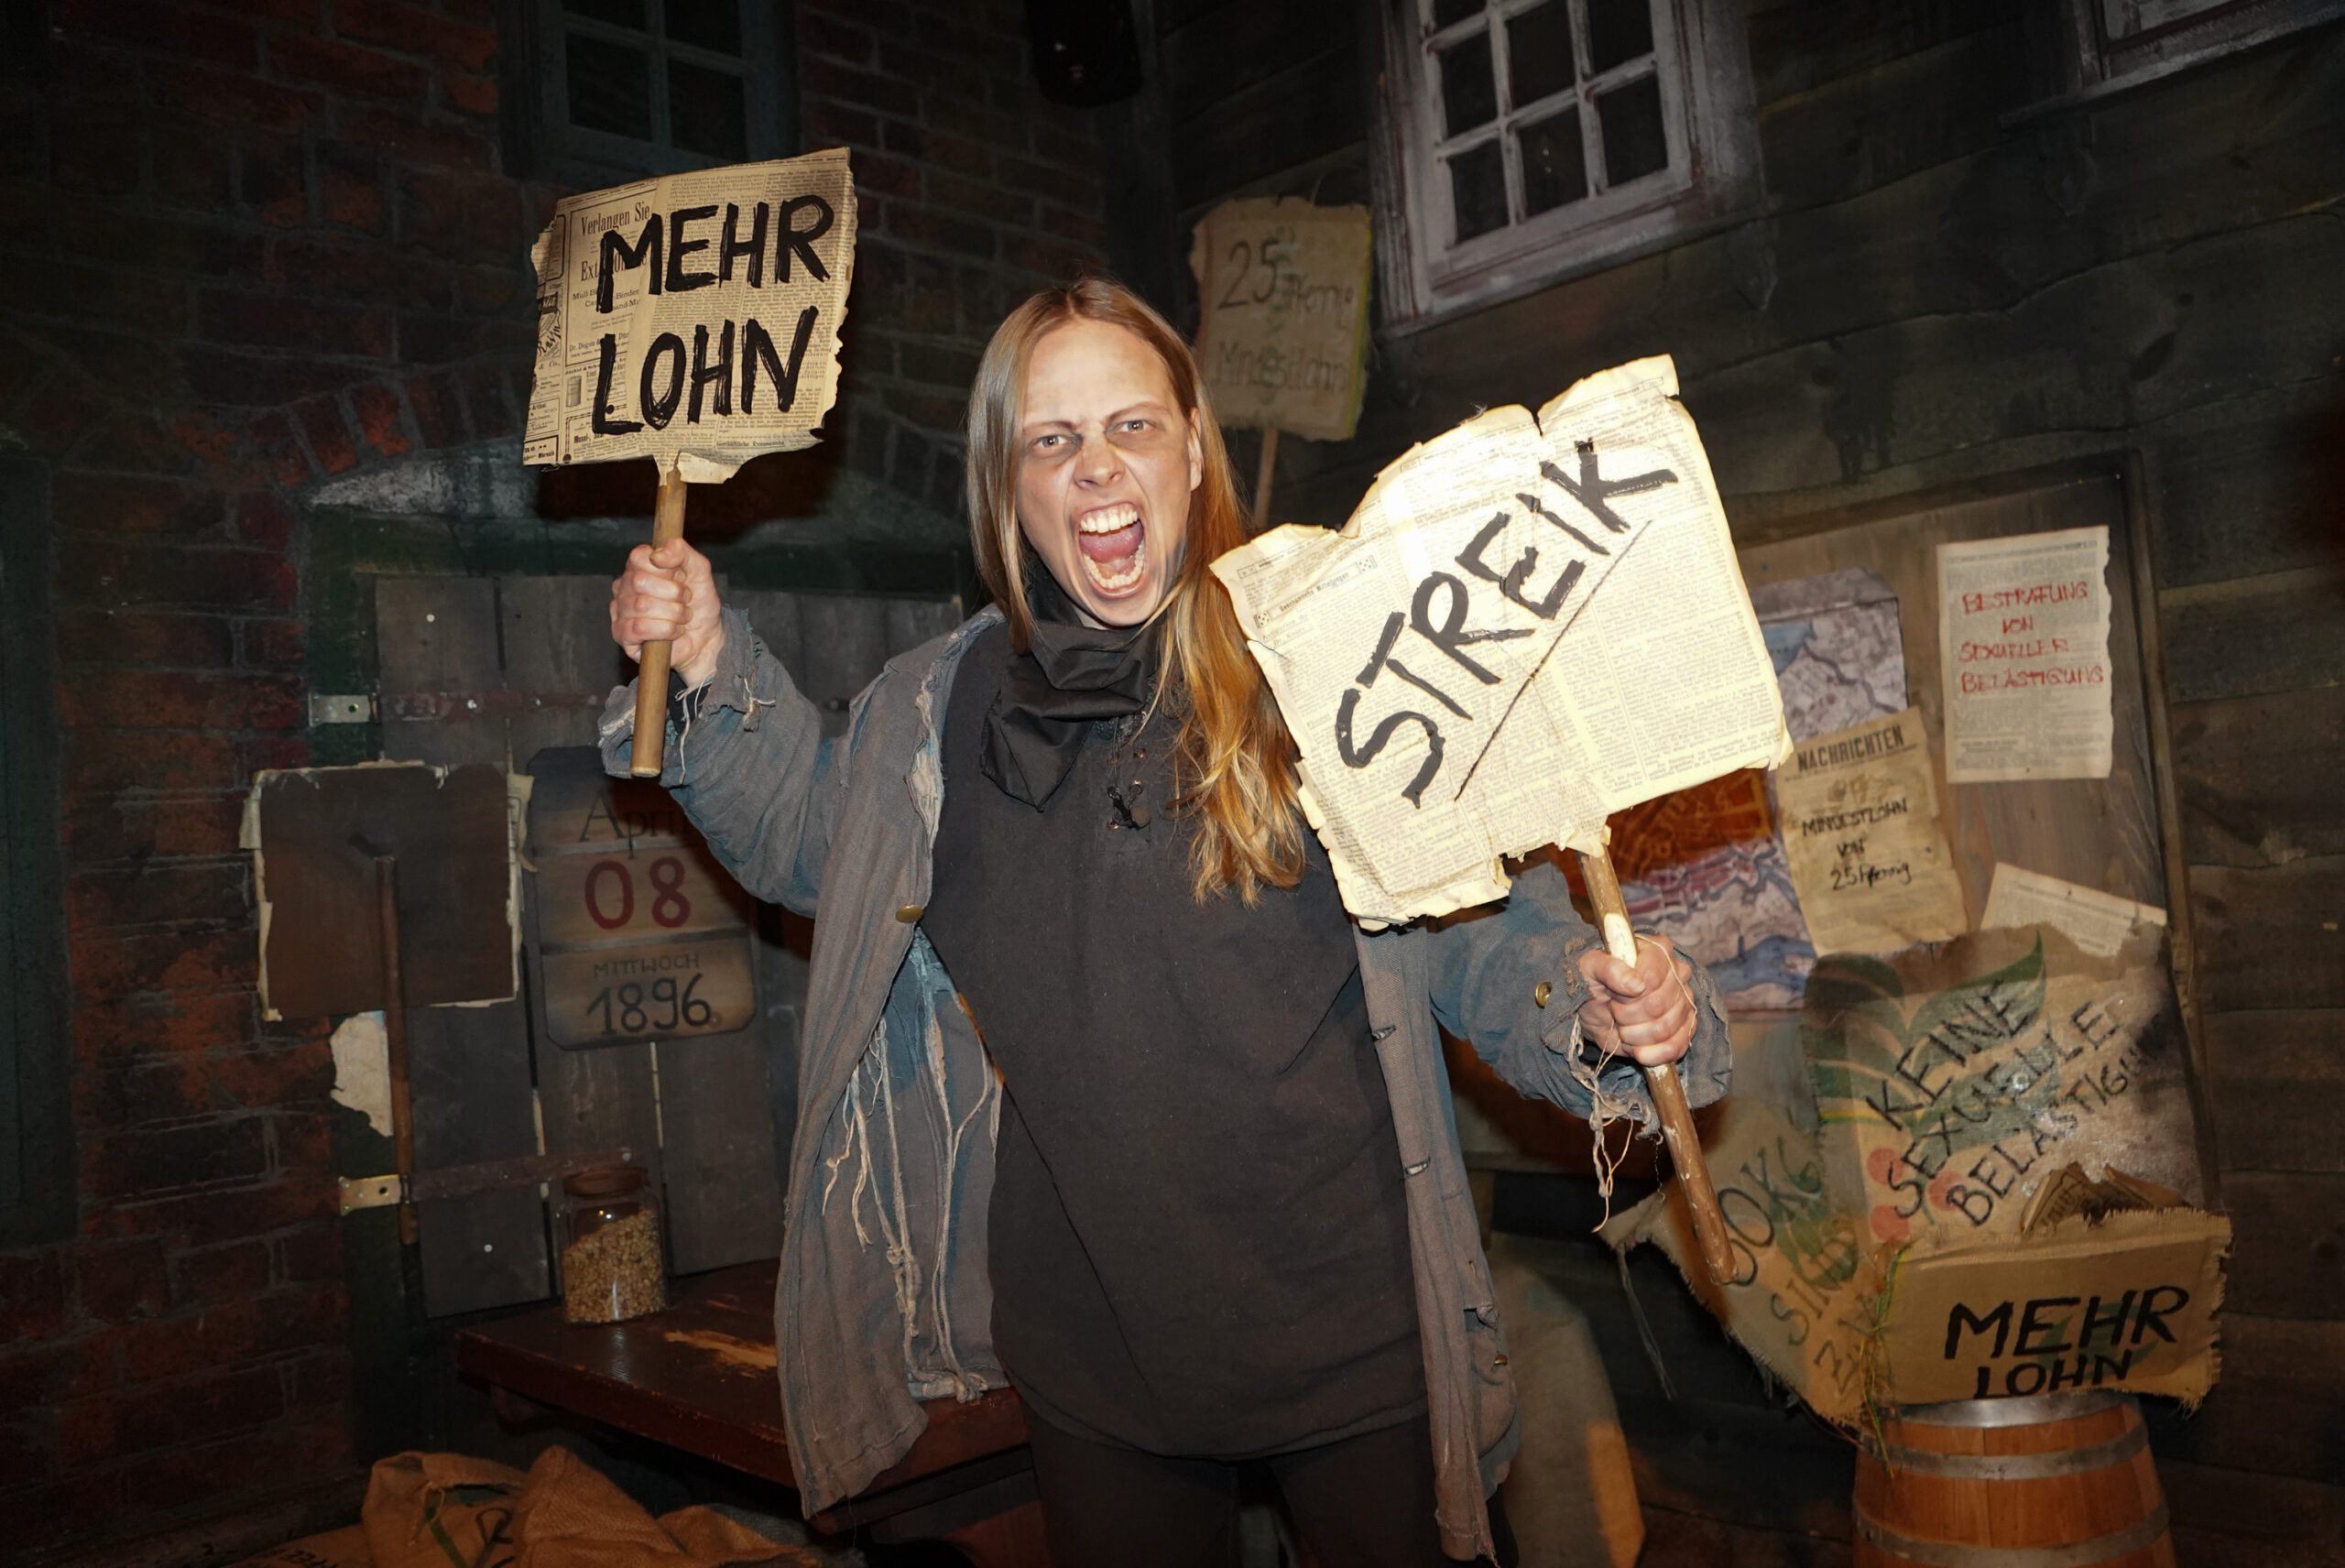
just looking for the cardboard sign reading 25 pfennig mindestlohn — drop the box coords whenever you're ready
[523,147,856,482]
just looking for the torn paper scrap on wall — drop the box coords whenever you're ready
[1775,707,1969,954]
[331,1010,391,1138]
[1938,525,2114,782]
[1982,863,2166,960]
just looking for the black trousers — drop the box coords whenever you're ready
[1024,1409,1517,1568]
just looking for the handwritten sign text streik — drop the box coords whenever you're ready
[1335,441,1678,808]
[1213,355,1789,925]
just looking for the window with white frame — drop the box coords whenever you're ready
[1377,0,1759,324]
[2034,0,2344,107]
[516,0,794,179]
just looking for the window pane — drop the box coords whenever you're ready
[1506,1,1575,106]
[669,59,747,158]
[564,0,645,30]
[1518,107,1587,214]
[1431,0,1481,27]
[662,0,741,54]
[568,33,651,139]
[1438,29,1498,137]
[1585,0,1655,73]
[1598,72,1668,185]
[1448,137,1507,241]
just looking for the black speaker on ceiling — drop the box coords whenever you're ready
[1026,0,1144,107]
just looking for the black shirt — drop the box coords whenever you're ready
[919,620,1425,1458]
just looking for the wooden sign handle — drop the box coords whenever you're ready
[1575,844,1738,1284]
[629,465,691,779]
[1251,425,1281,532]
[374,855,418,1246]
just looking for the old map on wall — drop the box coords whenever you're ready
[1614,569,1906,1010]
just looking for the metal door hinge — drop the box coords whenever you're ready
[339,1174,405,1213]
[310,692,376,724]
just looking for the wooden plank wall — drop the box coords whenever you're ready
[1156,2,2345,1561]
[371,577,959,1318]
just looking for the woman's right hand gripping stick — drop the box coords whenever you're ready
[610,537,727,690]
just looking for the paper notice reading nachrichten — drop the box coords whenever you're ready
[1210,356,1789,925]
[523,148,856,482]
[1982,863,2165,960]
[1774,707,1968,955]
[1937,526,2113,782]
[1188,198,1374,442]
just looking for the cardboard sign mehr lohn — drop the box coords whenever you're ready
[523,147,858,776]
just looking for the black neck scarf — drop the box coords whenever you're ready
[978,575,1167,810]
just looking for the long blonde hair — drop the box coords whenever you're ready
[964,278,1307,904]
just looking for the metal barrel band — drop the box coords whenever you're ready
[1880,1420,2146,1481]
[1854,1505,2168,1568]
[1897,1392,2124,1429]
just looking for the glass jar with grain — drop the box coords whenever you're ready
[557,1164,669,1323]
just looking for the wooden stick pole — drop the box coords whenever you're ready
[375,856,418,1247]
[629,465,692,779]
[1576,844,1737,1284]
[1250,424,1281,532]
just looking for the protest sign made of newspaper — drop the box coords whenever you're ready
[522,147,856,775]
[523,147,856,483]
[1211,355,1791,927]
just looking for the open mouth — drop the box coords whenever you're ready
[1074,502,1148,595]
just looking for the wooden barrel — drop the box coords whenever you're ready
[1854,1391,2175,1567]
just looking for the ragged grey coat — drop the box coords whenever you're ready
[603,603,1731,1561]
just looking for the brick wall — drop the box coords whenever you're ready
[0,0,1107,1550]
[802,0,1109,519]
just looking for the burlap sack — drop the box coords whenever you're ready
[363,1446,820,1568]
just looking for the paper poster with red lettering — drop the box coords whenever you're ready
[1937,526,2113,782]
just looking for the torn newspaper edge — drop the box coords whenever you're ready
[1211,355,1790,926]
[1981,862,2165,960]
[522,147,856,483]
